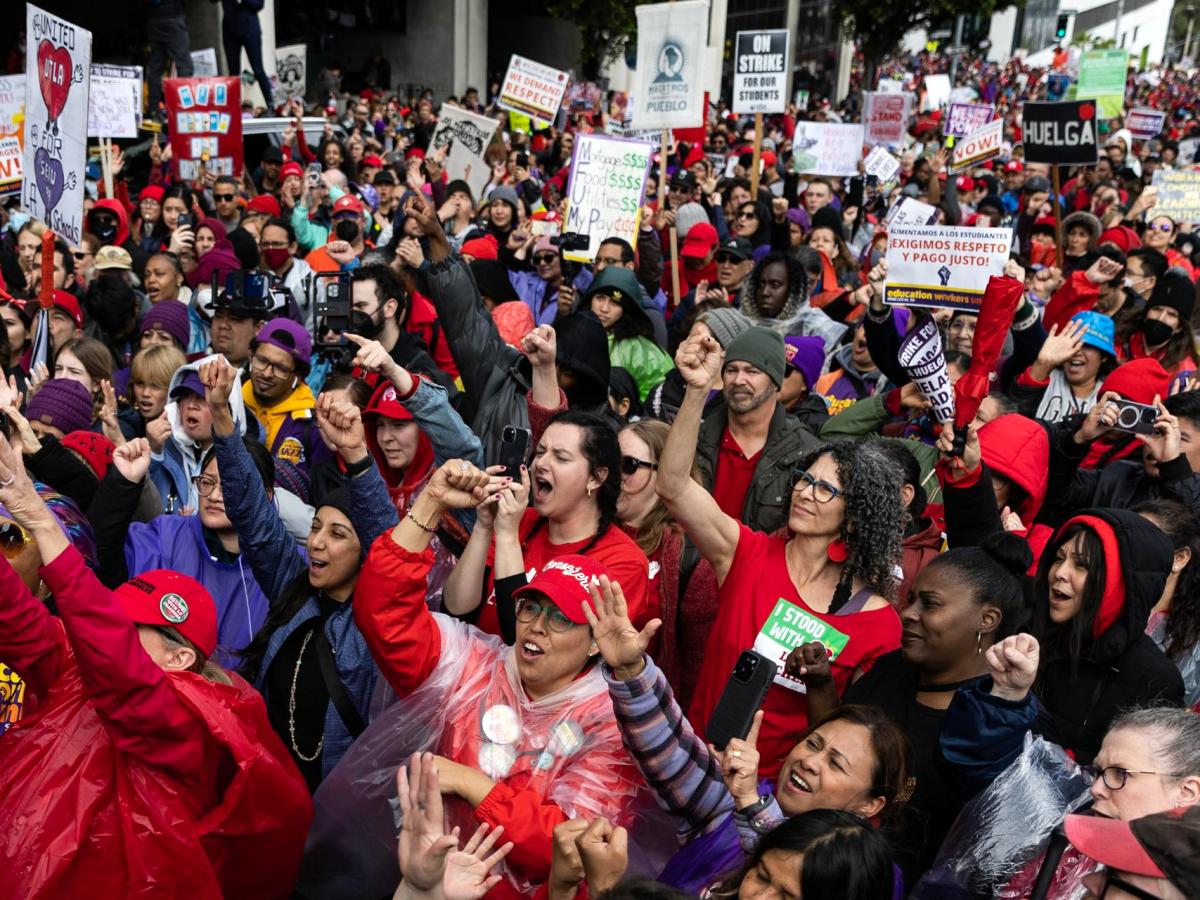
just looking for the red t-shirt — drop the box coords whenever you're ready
[475,508,651,637]
[712,428,761,520]
[686,525,902,778]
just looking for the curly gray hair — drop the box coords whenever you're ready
[795,441,907,608]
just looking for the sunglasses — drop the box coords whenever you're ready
[1150,221,1174,232]
[736,211,758,220]
[621,455,659,476]
[214,193,237,202]
[0,521,32,559]
[715,252,743,264]
[532,254,557,265]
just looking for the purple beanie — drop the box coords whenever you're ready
[25,378,94,435]
[140,300,191,350]
[785,207,811,232]
[252,317,313,373]
[783,336,825,392]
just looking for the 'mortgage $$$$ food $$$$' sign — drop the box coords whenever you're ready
[564,134,653,263]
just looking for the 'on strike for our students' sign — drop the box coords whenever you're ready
[1021,100,1099,166]
[564,134,653,264]
[732,30,788,114]
[885,225,1010,312]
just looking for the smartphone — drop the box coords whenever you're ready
[1111,399,1157,435]
[307,162,323,187]
[705,651,775,751]
[495,425,531,480]
[515,152,530,169]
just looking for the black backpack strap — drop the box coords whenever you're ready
[312,625,367,738]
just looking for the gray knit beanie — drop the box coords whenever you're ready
[700,306,754,349]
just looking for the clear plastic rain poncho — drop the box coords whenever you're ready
[912,733,1098,900]
[298,614,665,900]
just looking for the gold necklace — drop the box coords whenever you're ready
[289,628,325,762]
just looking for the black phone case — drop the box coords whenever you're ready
[496,427,531,480]
[705,651,775,751]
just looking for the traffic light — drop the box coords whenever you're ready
[1056,14,1069,39]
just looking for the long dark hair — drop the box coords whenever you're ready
[238,570,316,684]
[527,409,621,554]
[1125,306,1198,371]
[1031,522,1107,668]
[1133,499,1200,659]
[710,810,895,900]
[608,293,655,343]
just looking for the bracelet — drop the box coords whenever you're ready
[736,794,774,818]
[406,508,437,533]
[343,454,375,478]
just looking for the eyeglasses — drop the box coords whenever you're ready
[516,598,576,633]
[1081,764,1186,791]
[214,193,237,202]
[260,240,290,250]
[621,455,659,476]
[1096,871,1164,900]
[792,469,842,503]
[736,211,758,220]
[594,257,624,268]
[0,521,33,559]
[73,251,89,260]
[250,354,295,379]
[191,474,224,498]
[532,254,557,265]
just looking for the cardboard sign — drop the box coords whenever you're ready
[945,102,994,138]
[923,74,951,111]
[23,5,92,244]
[1022,100,1099,166]
[898,317,955,422]
[732,30,788,114]
[431,104,501,202]
[952,118,1003,172]
[863,145,900,183]
[863,92,910,146]
[0,74,25,193]
[275,43,306,104]
[791,121,864,176]
[885,225,1010,312]
[1077,49,1128,119]
[88,64,142,138]
[163,76,243,181]
[190,48,218,77]
[498,54,570,122]
[1150,170,1200,224]
[885,196,939,229]
[877,78,904,94]
[563,134,653,264]
[1126,107,1167,141]
[631,0,709,130]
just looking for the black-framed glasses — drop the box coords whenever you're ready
[0,521,33,559]
[1081,764,1186,791]
[621,455,659,476]
[532,254,557,265]
[1097,871,1164,900]
[516,598,576,633]
[715,252,743,264]
[214,193,237,202]
[792,469,842,503]
[191,474,224,498]
[250,354,295,379]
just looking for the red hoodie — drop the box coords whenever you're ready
[978,413,1054,571]
[91,197,134,248]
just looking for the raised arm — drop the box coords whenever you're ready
[314,394,399,543]
[657,335,742,584]
[0,549,64,704]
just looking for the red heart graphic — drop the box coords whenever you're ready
[36,40,73,121]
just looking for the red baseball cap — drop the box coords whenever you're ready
[956,175,976,191]
[513,555,611,625]
[281,161,304,180]
[681,221,719,259]
[1003,159,1024,174]
[761,150,777,168]
[361,154,384,169]
[52,290,84,329]
[333,194,364,216]
[115,569,218,659]
[1064,814,1163,879]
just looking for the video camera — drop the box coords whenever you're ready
[210,270,277,316]
[551,231,590,282]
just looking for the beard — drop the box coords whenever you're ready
[725,383,774,414]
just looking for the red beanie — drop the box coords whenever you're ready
[246,194,282,217]
[1097,225,1141,253]
[61,431,115,479]
[461,235,499,261]
[1099,358,1170,405]
[138,185,165,204]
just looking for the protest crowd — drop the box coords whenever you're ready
[5,3,1200,898]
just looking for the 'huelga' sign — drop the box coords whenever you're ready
[1021,100,1099,166]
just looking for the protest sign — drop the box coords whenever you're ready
[863,145,900,184]
[885,225,1010,312]
[1151,170,1200,223]
[631,0,709,130]
[191,48,218,77]
[0,75,24,193]
[431,104,502,201]
[922,74,951,110]
[163,76,243,181]
[732,30,788,114]
[945,102,994,138]
[1126,107,1166,140]
[23,5,91,245]
[898,317,955,422]
[274,44,306,104]
[791,122,864,176]
[563,134,653,264]
[877,78,904,94]
[951,118,1003,172]
[1180,138,1200,165]
[885,196,939,229]
[1021,100,1099,166]
[498,54,569,122]
[565,81,604,114]
[1077,49,1128,118]
[863,92,910,146]
[88,64,141,138]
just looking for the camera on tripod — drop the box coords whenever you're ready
[211,270,276,315]
[312,271,357,367]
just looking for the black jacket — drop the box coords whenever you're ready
[1033,508,1184,763]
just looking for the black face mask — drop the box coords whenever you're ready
[93,219,118,243]
[350,308,382,339]
[1142,318,1175,348]
[334,220,360,243]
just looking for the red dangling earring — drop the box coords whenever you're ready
[827,538,849,563]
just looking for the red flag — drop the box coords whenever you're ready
[953,275,1024,429]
